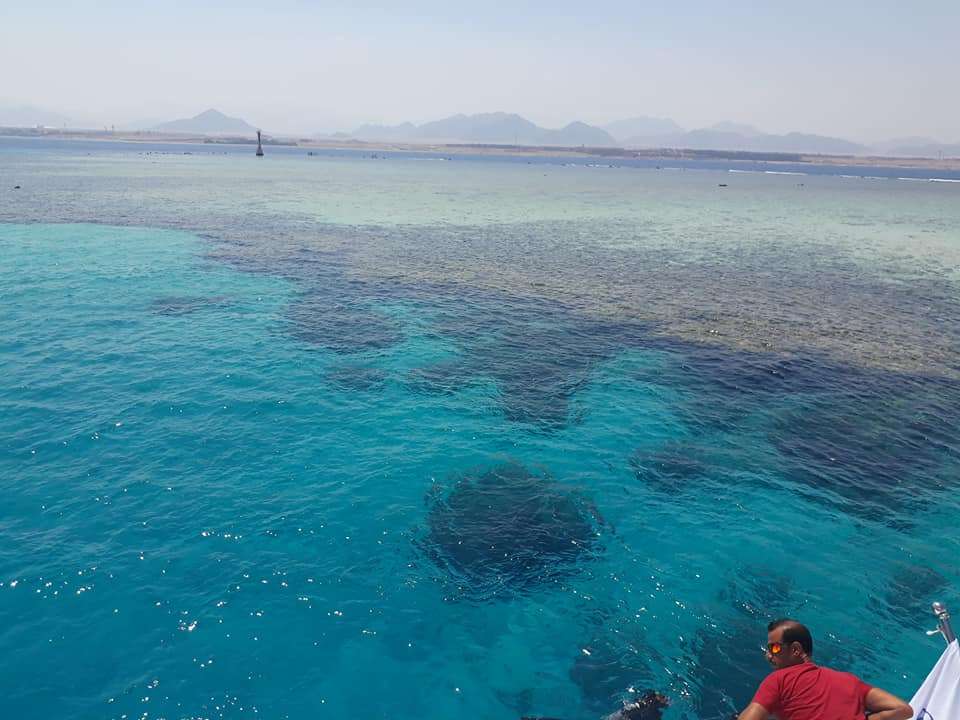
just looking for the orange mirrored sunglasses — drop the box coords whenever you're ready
[766,642,784,655]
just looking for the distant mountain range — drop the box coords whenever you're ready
[2,103,958,158]
[888,142,960,157]
[613,122,869,155]
[605,119,960,157]
[0,103,72,128]
[151,109,258,135]
[351,112,617,147]
[348,113,873,154]
[601,116,683,140]
[348,113,960,157]
[873,136,960,158]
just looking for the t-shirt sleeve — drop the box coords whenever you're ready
[751,673,781,714]
[856,676,873,704]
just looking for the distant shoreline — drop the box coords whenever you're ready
[3,126,960,171]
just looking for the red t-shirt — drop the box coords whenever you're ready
[752,662,873,720]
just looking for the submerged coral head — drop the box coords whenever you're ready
[422,462,601,598]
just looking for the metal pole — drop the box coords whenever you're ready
[929,602,956,645]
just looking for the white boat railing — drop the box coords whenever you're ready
[926,602,956,645]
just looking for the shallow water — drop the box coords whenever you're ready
[1,138,958,720]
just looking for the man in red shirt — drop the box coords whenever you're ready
[736,619,913,720]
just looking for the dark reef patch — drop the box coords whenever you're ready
[405,358,474,396]
[211,238,410,355]
[286,290,403,353]
[150,295,232,316]
[629,441,726,493]
[633,341,960,526]
[770,373,959,526]
[682,569,795,717]
[424,297,651,429]
[493,357,589,430]
[667,348,835,399]
[418,462,602,600]
[569,636,659,713]
[870,562,948,631]
[263,234,960,523]
[566,603,667,714]
[325,365,388,392]
[160,216,960,524]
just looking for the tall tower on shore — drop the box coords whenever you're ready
[256,130,264,157]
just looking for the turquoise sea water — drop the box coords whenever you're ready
[1,138,959,719]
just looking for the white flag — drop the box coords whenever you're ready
[910,639,960,720]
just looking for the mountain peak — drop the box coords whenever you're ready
[152,109,257,135]
[603,116,684,142]
[196,108,229,119]
[351,112,616,146]
[709,121,763,137]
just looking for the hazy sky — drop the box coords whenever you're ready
[2,1,958,141]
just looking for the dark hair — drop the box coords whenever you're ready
[768,618,813,656]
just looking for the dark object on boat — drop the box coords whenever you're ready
[256,130,264,157]
[569,630,660,712]
[521,690,669,720]
[12,185,20,189]
[602,691,670,720]
[718,183,728,187]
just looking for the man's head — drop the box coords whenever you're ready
[765,619,813,669]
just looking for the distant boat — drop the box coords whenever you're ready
[256,130,264,157]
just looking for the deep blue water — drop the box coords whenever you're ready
[1,140,958,720]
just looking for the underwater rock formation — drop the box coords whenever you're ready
[427,297,650,431]
[629,442,713,492]
[286,291,403,353]
[633,342,960,526]
[569,637,659,713]
[405,358,474,396]
[420,462,602,599]
[873,562,948,630]
[325,365,388,392]
[771,374,958,526]
[151,295,232,316]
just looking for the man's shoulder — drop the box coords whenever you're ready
[757,663,807,690]
[757,663,828,694]
[815,664,869,685]
[777,661,819,677]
